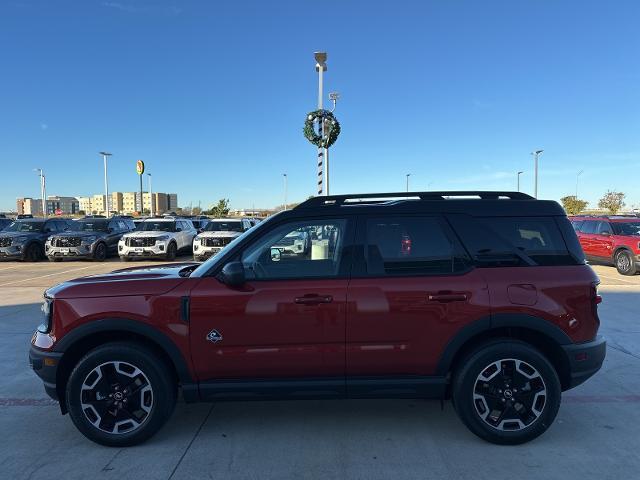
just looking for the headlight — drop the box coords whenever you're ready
[83,236,97,243]
[194,235,201,241]
[156,235,169,242]
[38,296,53,333]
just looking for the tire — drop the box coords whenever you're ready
[452,340,561,445]
[65,342,177,447]
[23,243,42,262]
[93,242,107,262]
[121,256,132,262]
[49,257,63,262]
[615,250,637,276]
[165,242,177,261]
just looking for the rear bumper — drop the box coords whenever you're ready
[562,335,606,390]
[29,345,63,401]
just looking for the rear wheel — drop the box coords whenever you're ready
[615,250,637,275]
[452,340,561,445]
[93,242,107,261]
[49,257,63,262]
[66,342,176,447]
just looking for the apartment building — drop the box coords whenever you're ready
[77,197,92,213]
[16,197,43,216]
[45,196,79,215]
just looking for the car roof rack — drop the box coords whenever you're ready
[295,191,534,209]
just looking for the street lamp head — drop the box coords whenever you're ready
[329,92,340,101]
[532,149,543,156]
[518,171,524,174]
[99,151,112,157]
[314,52,327,64]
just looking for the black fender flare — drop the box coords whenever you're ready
[53,318,193,384]
[435,313,572,376]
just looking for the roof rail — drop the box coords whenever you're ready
[295,191,534,209]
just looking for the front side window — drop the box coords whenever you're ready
[241,219,347,280]
[597,221,613,235]
[365,216,468,276]
[612,222,640,236]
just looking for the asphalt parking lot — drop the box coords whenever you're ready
[1,260,639,480]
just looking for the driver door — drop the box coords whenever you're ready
[189,217,354,383]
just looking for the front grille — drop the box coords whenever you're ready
[54,237,81,247]
[0,237,11,247]
[126,237,156,247]
[204,237,233,247]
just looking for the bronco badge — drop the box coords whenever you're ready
[206,329,223,343]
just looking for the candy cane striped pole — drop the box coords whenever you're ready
[317,145,324,195]
[315,52,327,196]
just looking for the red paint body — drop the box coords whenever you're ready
[32,262,600,384]
[571,215,640,263]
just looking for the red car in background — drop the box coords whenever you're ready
[570,216,640,275]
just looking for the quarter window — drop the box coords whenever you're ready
[241,219,347,280]
[364,216,468,276]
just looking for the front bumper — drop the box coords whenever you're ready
[119,243,167,258]
[0,245,24,259]
[562,335,606,389]
[46,244,94,259]
[29,344,63,402]
[193,246,223,260]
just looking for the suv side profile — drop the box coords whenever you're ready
[46,217,135,261]
[570,215,640,275]
[30,192,605,446]
[118,217,197,260]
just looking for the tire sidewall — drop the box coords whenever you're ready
[66,343,175,447]
[453,341,561,445]
[166,242,177,260]
[615,250,636,275]
[94,242,107,261]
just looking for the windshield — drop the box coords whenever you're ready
[77,221,109,232]
[138,221,176,232]
[612,222,640,236]
[204,221,243,232]
[190,212,282,277]
[4,221,44,233]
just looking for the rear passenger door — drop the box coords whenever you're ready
[578,220,598,258]
[346,215,491,381]
[592,221,614,259]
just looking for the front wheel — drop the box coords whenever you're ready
[93,242,107,261]
[165,242,177,261]
[615,250,637,276]
[452,340,561,445]
[65,342,176,447]
[23,243,42,262]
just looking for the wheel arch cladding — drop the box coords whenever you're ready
[53,318,193,413]
[437,314,572,392]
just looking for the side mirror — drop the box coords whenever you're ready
[176,227,182,232]
[270,247,281,262]
[600,231,611,236]
[219,261,245,287]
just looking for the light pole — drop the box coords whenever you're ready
[33,168,46,217]
[517,171,524,192]
[531,150,543,198]
[325,91,340,196]
[147,173,153,217]
[576,170,584,198]
[99,152,112,216]
[282,173,288,210]
[406,173,411,192]
[315,52,327,196]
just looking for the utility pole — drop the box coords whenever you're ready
[517,171,523,192]
[326,91,339,196]
[147,173,153,217]
[406,173,411,192]
[283,173,288,210]
[34,168,46,217]
[315,52,327,196]
[531,150,543,198]
[99,152,112,216]
[576,170,584,198]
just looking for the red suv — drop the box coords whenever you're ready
[570,215,640,275]
[30,191,605,446]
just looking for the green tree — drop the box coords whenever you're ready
[560,196,588,215]
[598,191,626,214]
[208,199,230,217]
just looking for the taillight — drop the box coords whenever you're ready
[590,282,601,329]
[401,235,412,256]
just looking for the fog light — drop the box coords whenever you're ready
[159,245,164,251]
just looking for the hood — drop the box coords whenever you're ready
[46,262,199,299]
[122,231,174,238]
[0,231,40,238]
[198,231,242,238]
[52,231,107,239]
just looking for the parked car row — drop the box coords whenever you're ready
[0,215,261,262]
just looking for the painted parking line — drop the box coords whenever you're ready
[0,265,22,272]
[596,274,639,285]
[0,265,96,287]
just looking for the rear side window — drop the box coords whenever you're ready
[448,215,582,267]
[571,220,584,232]
[581,221,598,234]
[364,216,470,276]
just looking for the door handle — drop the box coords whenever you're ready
[294,294,333,305]
[428,293,468,303]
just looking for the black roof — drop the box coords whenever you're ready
[290,191,565,217]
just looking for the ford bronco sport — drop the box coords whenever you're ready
[30,191,605,446]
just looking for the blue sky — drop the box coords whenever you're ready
[1,0,639,211]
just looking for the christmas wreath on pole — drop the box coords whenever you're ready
[303,109,341,148]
